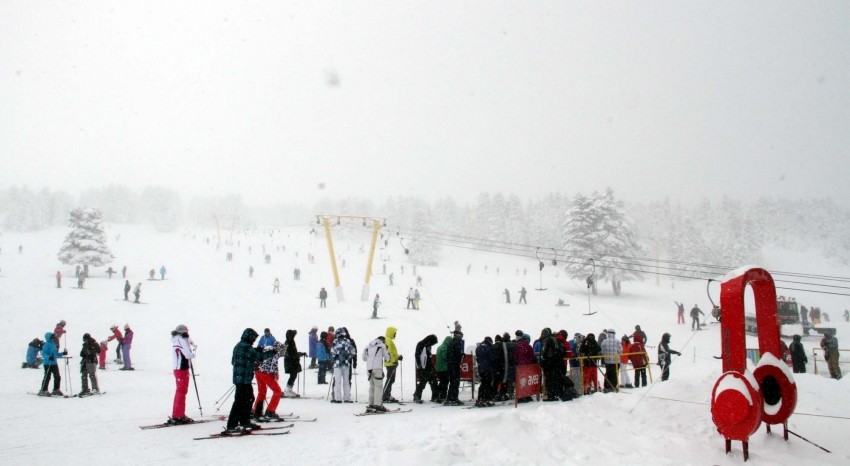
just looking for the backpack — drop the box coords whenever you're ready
[542,337,562,362]
[827,337,838,351]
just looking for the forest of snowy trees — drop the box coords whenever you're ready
[3,185,850,279]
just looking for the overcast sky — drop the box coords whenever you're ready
[2,1,848,207]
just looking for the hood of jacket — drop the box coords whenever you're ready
[44,331,54,342]
[439,335,452,349]
[241,328,259,343]
[286,329,297,340]
[337,327,348,338]
[385,327,397,340]
[422,334,438,347]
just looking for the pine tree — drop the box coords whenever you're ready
[57,208,113,269]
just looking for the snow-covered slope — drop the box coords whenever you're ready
[1,225,848,465]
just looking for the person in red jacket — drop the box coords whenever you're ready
[108,325,124,365]
[629,340,648,387]
[98,340,108,370]
[620,335,634,389]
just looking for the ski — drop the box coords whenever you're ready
[140,419,221,430]
[27,392,72,398]
[283,418,316,422]
[354,408,411,416]
[280,395,323,400]
[194,430,290,440]
[75,391,107,398]
[256,416,299,423]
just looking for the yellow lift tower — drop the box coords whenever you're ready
[316,215,385,302]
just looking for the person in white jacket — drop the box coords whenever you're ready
[169,324,195,425]
[362,336,390,413]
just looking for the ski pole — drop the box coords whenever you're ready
[214,385,236,412]
[353,365,358,402]
[190,362,203,416]
[328,371,335,401]
[400,360,404,402]
[302,354,307,395]
[65,356,73,396]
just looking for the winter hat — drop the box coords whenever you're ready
[264,328,271,334]
[522,334,531,342]
[83,333,91,340]
[100,340,107,345]
[174,324,188,333]
[515,330,524,338]
[59,320,67,326]
[124,324,130,330]
[111,324,118,330]
[484,336,493,344]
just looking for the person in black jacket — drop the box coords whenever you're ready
[491,334,505,400]
[412,334,439,403]
[79,333,100,395]
[283,329,306,397]
[579,333,601,394]
[540,328,565,401]
[658,333,682,381]
[789,334,807,373]
[444,330,465,405]
[225,328,260,434]
[475,336,494,406]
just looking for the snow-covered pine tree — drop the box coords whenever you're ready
[562,189,645,295]
[58,207,113,270]
[405,199,441,266]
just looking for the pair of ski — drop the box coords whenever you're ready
[27,391,106,399]
[140,415,229,430]
[354,408,411,416]
[194,424,293,440]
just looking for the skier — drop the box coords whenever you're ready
[319,287,328,308]
[388,272,394,286]
[579,333,601,394]
[330,327,356,403]
[149,269,155,280]
[444,329,465,405]
[412,334,439,404]
[123,280,131,301]
[619,334,633,389]
[282,329,306,397]
[98,340,107,370]
[675,301,685,324]
[518,286,527,304]
[120,324,134,370]
[503,288,510,304]
[75,265,81,278]
[257,328,276,348]
[844,310,850,322]
[224,328,260,434]
[122,265,127,278]
[248,266,254,278]
[317,331,330,384]
[253,341,284,421]
[435,335,452,403]
[414,289,421,309]
[372,294,381,318]
[106,266,115,278]
[631,325,647,346]
[53,320,67,345]
[540,329,566,400]
[77,273,85,289]
[39,333,67,396]
[79,333,100,396]
[658,333,682,381]
[406,288,415,309]
[133,282,142,303]
[382,327,402,403]
[600,329,622,392]
[308,326,319,369]
[628,338,648,388]
[23,337,44,369]
[821,330,841,379]
[108,325,124,364]
[362,335,391,413]
[56,271,62,288]
[273,278,280,294]
[475,336,494,406]
[167,324,195,425]
[789,334,807,374]
[690,304,705,331]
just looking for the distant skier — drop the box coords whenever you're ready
[789,334,807,374]
[77,273,85,289]
[406,288,415,309]
[675,301,685,324]
[248,266,254,278]
[503,288,511,304]
[414,289,421,309]
[821,331,841,379]
[518,287,527,304]
[123,280,131,301]
[75,265,81,278]
[149,269,156,280]
[106,266,115,279]
[133,282,142,303]
[690,305,705,331]
[56,271,62,288]
[844,309,850,322]
[319,287,328,308]
[108,325,124,364]
[273,278,280,294]
[122,265,127,278]
[158,265,165,280]
[120,324,134,370]
[372,294,381,319]
[388,272,394,286]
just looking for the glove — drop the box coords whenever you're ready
[62,350,68,356]
[299,352,307,357]
[264,346,273,351]
[398,355,404,361]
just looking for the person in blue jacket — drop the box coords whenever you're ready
[475,336,494,406]
[39,332,67,395]
[23,337,44,368]
[257,328,276,348]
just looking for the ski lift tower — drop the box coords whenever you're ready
[316,214,385,303]
[212,214,240,245]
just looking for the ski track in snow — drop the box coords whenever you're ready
[1,225,850,465]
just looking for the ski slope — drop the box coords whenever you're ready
[1,225,848,465]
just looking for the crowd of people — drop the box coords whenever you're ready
[25,320,134,397]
